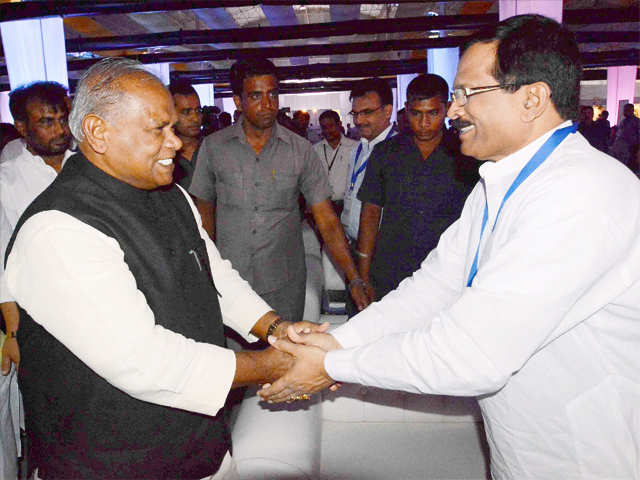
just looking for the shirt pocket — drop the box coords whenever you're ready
[270,173,298,209]
[216,172,244,206]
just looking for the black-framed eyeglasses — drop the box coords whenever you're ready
[349,105,384,120]
[450,84,514,106]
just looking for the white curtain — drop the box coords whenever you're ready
[0,17,68,90]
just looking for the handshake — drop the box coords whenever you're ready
[258,321,342,404]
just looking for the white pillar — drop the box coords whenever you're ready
[0,17,68,89]
[0,91,11,123]
[427,48,459,93]
[607,66,637,125]
[142,63,170,85]
[396,73,419,108]
[499,0,562,23]
[193,83,215,107]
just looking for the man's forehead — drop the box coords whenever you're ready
[25,98,67,116]
[407,96,444,111]
[455,41,498,86]
[243,74,278,92]
[174,93,200,107]
[123,80,175,121]
[352,91,381,107]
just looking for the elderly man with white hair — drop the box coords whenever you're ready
[3,58,325,480]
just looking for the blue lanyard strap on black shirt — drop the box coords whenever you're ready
[466,123,578,287]
[349,128,394,191]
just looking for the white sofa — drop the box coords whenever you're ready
[229,223,490,479]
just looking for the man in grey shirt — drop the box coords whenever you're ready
[190,58,370,324]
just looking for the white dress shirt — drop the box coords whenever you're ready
[0,140,73,470]
[341,125,394,240]
[5,186,271,418]
[313,135,358,201]
[0,139,73,303]
[326,122,640,479]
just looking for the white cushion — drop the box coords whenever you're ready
[322,385,481,423]
[231,387,322,479]
[321,248,345,291]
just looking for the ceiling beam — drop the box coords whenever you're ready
[63,14,498,52]
[581,49,640,68]
[10,30,631,78]
[56,8,639,53]
[1,1,470,21]
[173,58,430,84]
[214,77,398,98]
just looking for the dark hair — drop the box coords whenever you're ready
[319,110,341,124]
[218,111,232,128]
[169,80,197,97]
[406,74,449,104]
[349,77,393,106]
[466,14,581,120]
[0,123,20,151]
[9,81,68,123]
[230,58,277,96]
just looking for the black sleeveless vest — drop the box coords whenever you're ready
[8,154,230,479]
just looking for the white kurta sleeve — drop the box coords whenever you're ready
[326,164,639,396]
[331,184,481,350]
[0,202,15,303]
[5,210,238,417]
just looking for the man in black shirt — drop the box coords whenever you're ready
[356,74,477,300]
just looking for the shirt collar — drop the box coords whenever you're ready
[360,124,393,151]
[20,139,74,169]
[229,119,292,146]
[321,135,345,149]
[478,120,573,183]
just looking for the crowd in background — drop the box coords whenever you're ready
[578,103,640,173]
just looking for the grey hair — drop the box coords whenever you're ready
[69,57,161,141]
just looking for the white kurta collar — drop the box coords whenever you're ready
[478,120,573,185]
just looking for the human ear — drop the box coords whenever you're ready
[14,120,27,138]
[82,114,108,154]
[383,103,393,119]
[233,94,242,112]
[521,82,552,123]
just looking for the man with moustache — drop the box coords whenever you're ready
[0,80,72,480]
[169,80,203,189]
[3,58,318,479]
[341,77,395,315]
[313,110,358,213]
[356,74,476,302]
[1,82,73,375]
[261,15,640,479]
[190,58,369,326]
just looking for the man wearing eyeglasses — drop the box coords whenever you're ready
[355,74,477,305]
[261,15,640,479]
[341,77,395,316]
[190,58,369,327]
[169,80,203,189]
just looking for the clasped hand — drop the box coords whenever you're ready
[258,323,342,403]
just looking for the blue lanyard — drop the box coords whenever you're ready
[466,123,577,287]
[349,128,394,191]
